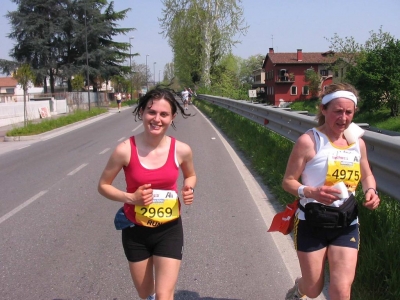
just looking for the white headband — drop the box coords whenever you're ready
[321,91,357,106]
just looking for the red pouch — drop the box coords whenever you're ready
[268,199,299,235]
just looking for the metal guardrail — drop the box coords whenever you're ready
[198,94,400,201]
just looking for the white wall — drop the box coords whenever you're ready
[0,99,68,127]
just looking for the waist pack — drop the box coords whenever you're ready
[299,194,358,228]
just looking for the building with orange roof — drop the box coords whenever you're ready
[254,48,336,106]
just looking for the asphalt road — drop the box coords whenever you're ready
[0,106,327,299]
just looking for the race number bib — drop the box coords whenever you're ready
[134,190,180,227]
[325,150,361,193]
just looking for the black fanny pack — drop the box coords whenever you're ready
[299,194,358,229]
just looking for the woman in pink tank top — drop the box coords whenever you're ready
[98,88,197,300]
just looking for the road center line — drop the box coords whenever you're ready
[132,124,142,132]
[18,145,31,150]
[99,148,110,155]
[0,190,48,225]
[118,137,126,142]
[67,163,88,176]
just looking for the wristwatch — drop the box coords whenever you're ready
[365,187,378,195]
[298,185,307,198]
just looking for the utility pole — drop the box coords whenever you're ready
[84,0,90,110]
[146,54,149,92]
[159,70,161,84]
[129,36,134,101]
[153,62,156,86]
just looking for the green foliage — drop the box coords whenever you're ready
[347,39,400,117]
[289,98,319,115]
[6,0,134,93]
[6,108,107,136]
[238,54,264,84]
[326,27,399,117]
[71,74,85,91]
[352,192,400,299]
[13,64,35,92]
[304,69,320,97]
[160,0,248,88]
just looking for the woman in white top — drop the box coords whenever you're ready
[282,83,380,300]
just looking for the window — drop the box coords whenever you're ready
[302,86,309,95]
[320,70,328,76]
[6,88,14,94]
[291,86,297,95]
[280,69,287,81]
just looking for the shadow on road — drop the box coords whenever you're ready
[175,290,241,300]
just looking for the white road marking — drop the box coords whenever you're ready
[67,163,88,176]
[99,148,110,155]
[118,137,126,142]
[132,124,142,132]
[18,145,31,150]
[0,190,48,225]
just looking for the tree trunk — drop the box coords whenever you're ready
[49,69,55,95]
[43,77,48,93]
[202,24,212,88]
[23,89,27,127]
[68,78,72,92]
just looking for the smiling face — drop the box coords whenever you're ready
[322,97,356,136]
[141,98,176,135]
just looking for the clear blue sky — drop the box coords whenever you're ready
[1,0,400,78]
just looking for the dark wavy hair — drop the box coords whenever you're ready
[132,88,191,129]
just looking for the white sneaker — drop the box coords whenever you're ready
[285,278,307,299]
[147,294,155,300]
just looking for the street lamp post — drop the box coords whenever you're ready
[146,54,149,92]
[129,36,134,101]
[153,62,156,86]
[84,0,90,111]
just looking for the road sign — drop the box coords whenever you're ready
[248,89,257,98]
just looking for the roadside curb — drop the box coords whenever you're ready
[3,107,130,142]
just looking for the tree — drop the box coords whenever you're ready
[13,64,35,126]
[238,54,264,84]
[326,27,400,117]
[325,26,395,80]
[71,74,85,91]
[6,0,134,93]
[346,39,400,117]
[304,69,321,97]
[160,0,248,88]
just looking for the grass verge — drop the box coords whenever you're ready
[195,98,400,300]
[6,108,108,136]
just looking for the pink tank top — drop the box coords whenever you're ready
[123,136,179,225]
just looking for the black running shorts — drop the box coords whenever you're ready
[294,217,359,252]
[122,217,184,262]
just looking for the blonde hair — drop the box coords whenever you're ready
[316,83,359,126]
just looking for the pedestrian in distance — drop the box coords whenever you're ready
[116,92,122,112]
[188,88,193,105]
[181,88,189,110]
[282,82,380,300]
[98,88,196,300]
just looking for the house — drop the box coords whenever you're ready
[0,77,18,103]
[0,76,46,102]
[260,48,336,106]
[251,67,266,97]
